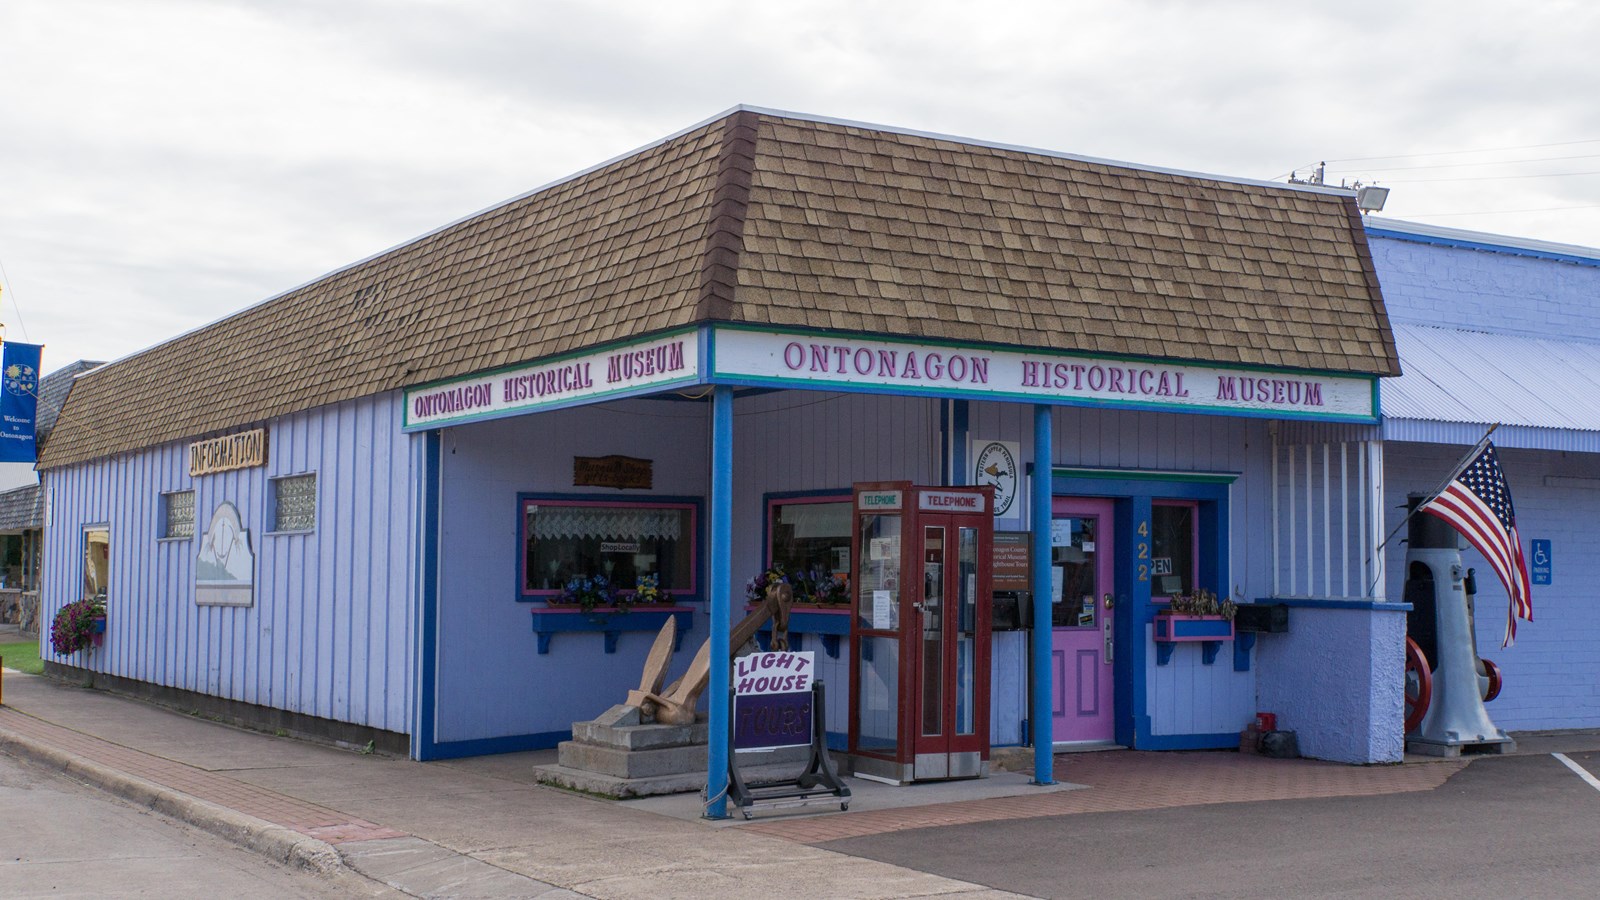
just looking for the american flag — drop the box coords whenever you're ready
[1420,441,1532,646]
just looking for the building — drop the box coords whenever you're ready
[0,359,102,630]
[1367,220,1600,734]
[40,108,1422,783]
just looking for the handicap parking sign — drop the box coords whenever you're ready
[1531,539,1552,586]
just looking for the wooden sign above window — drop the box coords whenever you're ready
[189,428,267,477]
[573,455,653,490]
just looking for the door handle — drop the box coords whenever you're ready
[1103,594,1114,664]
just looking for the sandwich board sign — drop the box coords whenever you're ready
[732,651,814,751]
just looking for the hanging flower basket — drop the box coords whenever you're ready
[51,599,106,655]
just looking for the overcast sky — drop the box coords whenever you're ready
[4,0,1598,375]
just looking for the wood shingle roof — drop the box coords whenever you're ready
[41,108,1398,469]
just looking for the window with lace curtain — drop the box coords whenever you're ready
[519,497,697,601]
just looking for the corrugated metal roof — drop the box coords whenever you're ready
[1383,323,1600,437]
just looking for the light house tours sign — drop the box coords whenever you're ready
[712,328,1377,421]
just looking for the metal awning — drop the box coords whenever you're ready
[1382,324,1600,451]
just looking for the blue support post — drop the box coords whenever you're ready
[1030,404,1056,784]
[705,385,734,818]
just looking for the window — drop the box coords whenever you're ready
[766,496,851,577]
[83,527,109,603]
[271,474,317,532]
[1151,500,1198,598]
[162,490,195,539]
[521,498,696,600]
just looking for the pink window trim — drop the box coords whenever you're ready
[763,493,851,569]
[1152,498,1200,600]
[521,498,698,599]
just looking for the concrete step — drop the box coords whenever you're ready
[570,718,707,751]
[532,758,821,799]
[556,739,809,779]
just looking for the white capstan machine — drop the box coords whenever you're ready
[1402,494,1514,757]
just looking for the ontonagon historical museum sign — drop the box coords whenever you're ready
[733,650,815,751]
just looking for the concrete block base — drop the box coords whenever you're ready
[540,709,810,797]
[533,757,817,800]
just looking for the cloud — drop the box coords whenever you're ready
[4,0,1599,372]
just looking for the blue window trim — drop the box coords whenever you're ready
[514,492,704,605]
[1049,470,1234,751]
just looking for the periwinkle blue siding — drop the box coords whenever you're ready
[733,391,939,741]
[39,393,415,734]
[972,402,1267,743]
[432,398,710,747]
[1370,232,1600,341]
[430,390,937,747]
[1256,605,1407,763]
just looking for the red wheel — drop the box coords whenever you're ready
[1404,637,1432,733]
[1480,658,1503,703]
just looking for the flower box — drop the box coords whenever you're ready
[529,605,693,655]
[1153,613,1234,666]
[1153,614,1234,642]
[745,603,852,658]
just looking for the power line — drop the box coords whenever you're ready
[1332,153,1600,174]
[1324,138,1600,165]
[1385,170,1600,184]
[0,255,30,341]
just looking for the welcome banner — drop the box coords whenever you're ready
[0,342,42,463]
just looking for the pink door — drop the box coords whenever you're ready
[1050,497,1116,744]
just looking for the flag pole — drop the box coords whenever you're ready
[1363,423,1498,596]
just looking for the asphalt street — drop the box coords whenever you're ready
[822,750,1600,899]
[0,750,399,899]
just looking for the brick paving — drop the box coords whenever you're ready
[747,750,1467,844]
[0,705,407,844]
[3,689,1466,854]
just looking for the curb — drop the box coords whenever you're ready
[0,724,345,876]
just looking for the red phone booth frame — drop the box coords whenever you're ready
[847,481,993,783]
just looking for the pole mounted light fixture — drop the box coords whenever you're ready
[1356,185,1390,213]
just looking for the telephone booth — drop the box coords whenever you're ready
[848,481,993,783]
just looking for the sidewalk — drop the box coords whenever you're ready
[0,665,1551,899]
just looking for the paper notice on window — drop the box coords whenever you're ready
[1051,566,1065,603]
[869,537,892,561]
[872,590,894,629]
[1051,520,1073,547]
